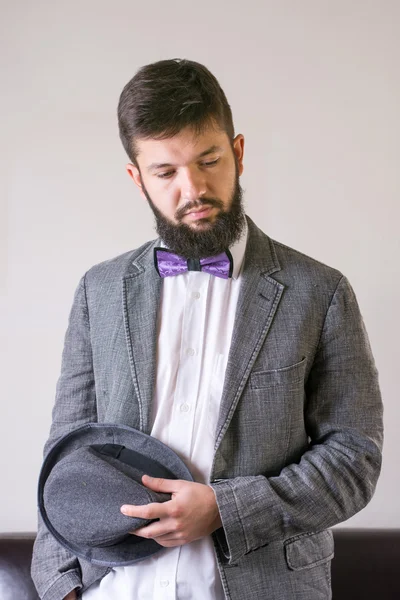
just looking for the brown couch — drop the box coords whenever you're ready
[0,530,398,599]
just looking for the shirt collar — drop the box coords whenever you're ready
[229,217,248,279]
[158,217,248,281]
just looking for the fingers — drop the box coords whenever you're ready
[122,479,219,548]
[120,477,187,519]
[130,519,188,546]
[150,535,186,548]
[141,474,182,494]
[130,519,176,539]
[120,501,171,520]
[120,476,184,518]
[120,476,183,518]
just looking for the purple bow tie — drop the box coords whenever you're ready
[154,247,233,279]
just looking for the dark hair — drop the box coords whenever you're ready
[117,58,234,165]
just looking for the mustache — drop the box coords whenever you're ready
[175,198,224,221]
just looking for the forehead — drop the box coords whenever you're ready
[135,124,231,168]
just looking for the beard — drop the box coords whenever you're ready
[141,165,246,259]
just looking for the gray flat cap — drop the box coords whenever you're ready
[38,423,193,566]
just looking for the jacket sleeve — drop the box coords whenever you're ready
[210,274,384,564]
[31,273,97,600]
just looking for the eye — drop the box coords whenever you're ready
[156,170,175,179]
[202,158,219,167]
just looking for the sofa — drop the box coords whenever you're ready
[0,529,398,599]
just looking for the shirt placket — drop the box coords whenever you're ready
[169,272,209,456]
[152,546,182,600]
[153,272,209,599]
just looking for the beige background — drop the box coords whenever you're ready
[1,1,399,532]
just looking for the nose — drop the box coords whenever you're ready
[180,167,207,202]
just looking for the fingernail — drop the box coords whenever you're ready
[121,506,128,514]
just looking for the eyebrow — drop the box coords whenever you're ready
[147,145,225,172]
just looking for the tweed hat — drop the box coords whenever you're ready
[38,423,194,567]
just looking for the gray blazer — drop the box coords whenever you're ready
[31,216,383,600]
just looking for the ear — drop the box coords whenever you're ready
[232,134,245,176]
[126,163,146,199]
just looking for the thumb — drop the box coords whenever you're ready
[141,474,182,493]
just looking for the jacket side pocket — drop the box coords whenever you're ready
[284,530,334,571]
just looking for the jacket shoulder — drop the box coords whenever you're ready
[246,215,344,290]
[83,239,157,285]
[269,236,344,288]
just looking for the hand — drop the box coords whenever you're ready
[120,475,222,547]
[63,591,77,600]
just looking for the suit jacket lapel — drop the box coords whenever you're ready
[122,241,162,434]
[215,217,285,449]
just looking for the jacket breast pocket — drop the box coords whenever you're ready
[250,356,307,390]
[284,530,334,571]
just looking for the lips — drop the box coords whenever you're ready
[185,206,213,219]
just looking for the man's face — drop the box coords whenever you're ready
[126,122,246,258]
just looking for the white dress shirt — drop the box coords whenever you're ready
[82,219,248,600]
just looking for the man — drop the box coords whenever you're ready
[31,58,383,600]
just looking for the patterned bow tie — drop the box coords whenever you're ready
[154,247,234,279]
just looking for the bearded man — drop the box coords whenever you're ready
[31,58,383,600]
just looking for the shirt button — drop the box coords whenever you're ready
[186,348,195,356]
[180,403,190,413]
[191,291,200,300]
[160,580,169,587]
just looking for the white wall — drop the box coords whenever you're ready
[1,0,399,531]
